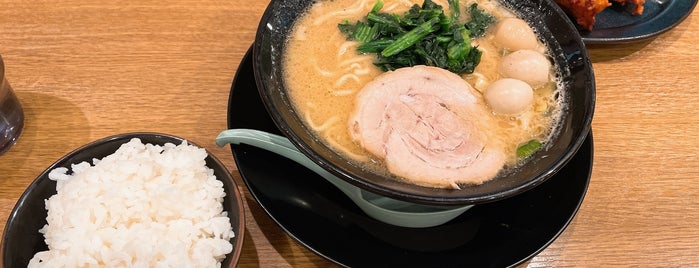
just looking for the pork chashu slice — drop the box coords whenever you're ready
[348,65,506,189]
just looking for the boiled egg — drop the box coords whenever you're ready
[493,18,539,51]
[499,49,551,87]
[485,78,534,115]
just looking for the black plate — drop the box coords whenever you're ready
[2,133,245,268]
[227,48,593,267]
[580,0,697,44]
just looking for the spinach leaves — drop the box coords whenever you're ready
[338,0,495,74]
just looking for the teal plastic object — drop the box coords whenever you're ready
[216,129,472,228]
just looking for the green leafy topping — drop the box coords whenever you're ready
[338,0,495,74]
[464,3,495,37]
[517,139,543,159]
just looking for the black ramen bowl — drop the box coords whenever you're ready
[2,133,245,267]
[253,0,595,205]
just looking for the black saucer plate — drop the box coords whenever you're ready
[226,48,593,267]
[580,0,697,44]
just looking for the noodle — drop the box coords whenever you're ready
[312,0,369,26]
[311,59,335,76]
[334,74,360,88]
[330,89,357,97]
[304,107,341,132]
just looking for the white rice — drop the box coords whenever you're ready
[28,138,235,268]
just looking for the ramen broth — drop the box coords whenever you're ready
[283,0,564,186]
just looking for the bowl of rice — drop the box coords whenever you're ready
[2,132,244,267]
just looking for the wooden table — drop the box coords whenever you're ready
[1,1,698,267]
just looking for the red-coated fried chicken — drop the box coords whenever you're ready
[614,0,645,15]
[554,0,646,30]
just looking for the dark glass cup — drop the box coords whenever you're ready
[0,55,24,155]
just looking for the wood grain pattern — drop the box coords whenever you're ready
[1,1,698,267]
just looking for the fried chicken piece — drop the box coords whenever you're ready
[554,0,611,31]
[613,0,645,15]
[554,0,645,31]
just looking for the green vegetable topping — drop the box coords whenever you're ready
[517,139,543,159]
[464,3,495,37]
[338,0,495,74]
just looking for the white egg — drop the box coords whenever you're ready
[485,78,534,115]
[493,18,539,51]
[499,49,551,87]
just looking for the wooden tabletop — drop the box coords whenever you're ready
[1,1,698,267]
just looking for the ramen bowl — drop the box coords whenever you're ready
[253,0,595,205]
[2,133,245,267]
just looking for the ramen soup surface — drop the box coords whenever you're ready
[283,0,564,189]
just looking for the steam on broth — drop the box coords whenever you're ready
[282,0,564,189]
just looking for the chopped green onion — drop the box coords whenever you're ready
[517,140,543,158]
